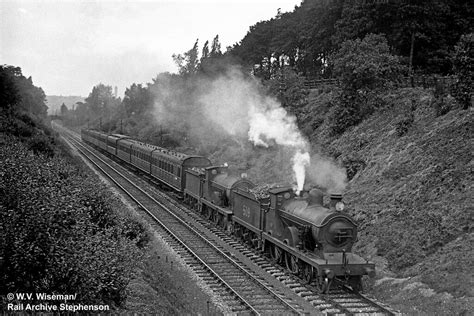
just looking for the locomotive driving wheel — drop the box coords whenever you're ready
[270,244,283,263]
[216,214,222,227]
[303,264,313,284]
[285,253,300,275]
[227,222,234,235]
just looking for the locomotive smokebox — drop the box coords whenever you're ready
[329,193,343,211]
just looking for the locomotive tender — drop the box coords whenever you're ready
[81,129,375,292]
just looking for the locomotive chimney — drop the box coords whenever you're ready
[329,193,343,211]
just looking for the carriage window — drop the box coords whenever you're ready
[177,167,181,177]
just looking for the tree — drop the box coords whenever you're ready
[122,83,152,116]
[85,84,117,120]
[0,66,21,115]
[334,0,474,74]
[15,76,48,117]
[172,39,200,76]
[210,35,222,57]
[330,34,404,134]
[0,65,47,118]
[331,33,404,92]
[201,40,210,62]
[265,67,308,109]
[451,33,473,109]
[60,103,68,116]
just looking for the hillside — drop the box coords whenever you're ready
[300,87,473,313]
[46,95,84,115]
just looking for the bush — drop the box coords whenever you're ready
[331,34,405,92]
[28,134,56,157]
[0,140,148,309]
[343,157,366,181]
[9,118,35,137]
[432,98,452,117]
[395,107,415,136]
[330,91,375,134]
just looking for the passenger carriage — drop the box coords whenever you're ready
[116,138,135,163]
[150,149,211,192]
[106,134,128,155]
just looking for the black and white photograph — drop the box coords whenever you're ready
[1,0,472,314]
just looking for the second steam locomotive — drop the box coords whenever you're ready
[81,129,375,292]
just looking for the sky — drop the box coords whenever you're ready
[1,0,302,97]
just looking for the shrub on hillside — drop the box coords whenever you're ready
[28,134,56,157]
[395,102,415,136]
[395,114,414,136]
[330,91,381,134]
[343,157,366,181]
[431,98,452,117]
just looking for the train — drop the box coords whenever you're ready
[81,129,375,293]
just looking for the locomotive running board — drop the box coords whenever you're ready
[233,216,263,235]
[201,199,233,215]
[262,232,374,276]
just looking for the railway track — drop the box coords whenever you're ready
[55,123,398,315]
[58,126,306,315]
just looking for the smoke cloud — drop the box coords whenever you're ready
[307,154,347,193]
[149,66,346,193]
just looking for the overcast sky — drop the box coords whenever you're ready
[1,0,302,97]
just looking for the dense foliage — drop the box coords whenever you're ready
[0,64,150,310]
[0,66,57,156]
[230,0,473,75]
[329,34,404,134]
[1,65,48,118]
[0,139,149,308]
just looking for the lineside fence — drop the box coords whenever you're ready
[303,76,457,90]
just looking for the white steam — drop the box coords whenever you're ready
[248,105,307,148]
[292,150,311,194]
[307,154,347,193]
[199,69,310,190]
[149,67,346,193]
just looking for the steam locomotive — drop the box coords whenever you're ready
[81,129,375,292]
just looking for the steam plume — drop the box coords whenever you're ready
[149,67,347,193]
[292,150,310,194]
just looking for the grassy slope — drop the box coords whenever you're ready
[302,87,473,312]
